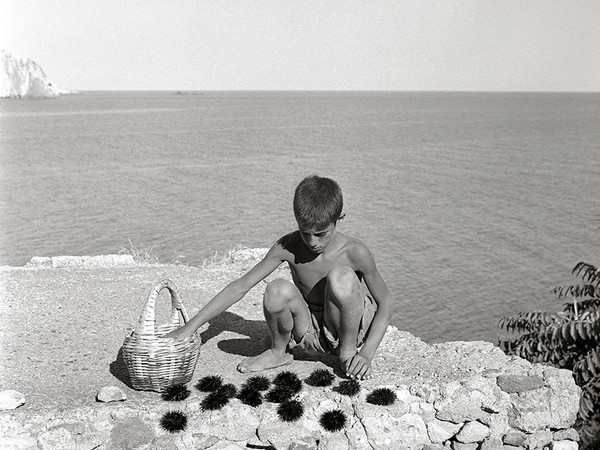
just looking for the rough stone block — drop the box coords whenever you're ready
[550,440,579,450]
[51,256,84,268]
[363,413,429,449]
[481,411,509,439]
[427,419,463,443]
[109,417,155,450]
[455,420,491,443]
[83,254,135,268]
[434,383,489,423]
[0,435,39,449]
[206,403,262,443]
[524,429,553,450]
[502,430,527,446]
[452,442,479,450]
[37,427,75,450]
[552,428,579,442]
[26,256,52,267]
[479,436,504,450]
[496,375,544,393]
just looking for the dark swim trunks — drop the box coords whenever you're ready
[288,283,377,356]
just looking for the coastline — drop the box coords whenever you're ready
[0,252,582,449]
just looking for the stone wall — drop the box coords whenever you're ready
[0,327,581,450]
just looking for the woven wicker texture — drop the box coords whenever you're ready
[122,279,201,392]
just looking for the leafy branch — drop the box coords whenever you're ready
[499,261,600,448]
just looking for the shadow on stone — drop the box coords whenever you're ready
[207,311,339,372]
[109,346,133,388]
[201,311,266,345]
[207,311,269,357]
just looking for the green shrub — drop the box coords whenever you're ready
[499,262,600,449]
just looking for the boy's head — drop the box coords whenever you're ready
[293,175,344,231]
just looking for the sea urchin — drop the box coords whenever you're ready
[319,409,347,432]
[277,399,304,422]
[219,383,238,399]
[161,383,191,402]
[200,383,238,411]
[273,371,302,393]
[195,375,223,392]
[305,369,335,387]
[160,410,188,433]
[336,379,361,396]
[366,387,396,406]
[201,389,230,411]
[237,386,263,407]
[265,384,296,403]
[243,375,271,392]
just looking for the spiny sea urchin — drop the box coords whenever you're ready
[161,383,191,402]
[237,386,263,407]
[195,375,223,392]
[305,369,335,387]
[336,379,361,396]
[159,410,188,433]
[219,383,238,399]
[201,389,230,411]
[265,384,296,403]
[366,387,396,406]
[319,409,347,432]
[277,399,304,422]
[273,371,302,393]
[242,375,271,392]
[200,383,238,411]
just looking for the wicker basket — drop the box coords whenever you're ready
[122,279,201,392]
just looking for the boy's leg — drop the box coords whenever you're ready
[323,266,364,364]
[237,279,310,373]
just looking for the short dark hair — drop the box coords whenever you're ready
[293,175,343,230]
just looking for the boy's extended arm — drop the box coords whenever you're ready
[357,269,394,362]
[163,247,284,340]
[351,244,394,365]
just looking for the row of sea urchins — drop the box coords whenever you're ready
[159,368,397,434]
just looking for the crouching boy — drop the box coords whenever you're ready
[165,175,394,380]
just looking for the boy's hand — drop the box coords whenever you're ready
[162,327,192,341]
[341,353,373,380]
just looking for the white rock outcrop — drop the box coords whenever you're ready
[0,50,69,98]
[0,329,582,450]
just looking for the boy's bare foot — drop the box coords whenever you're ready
[237,349,293,373]
[341,353,373,380]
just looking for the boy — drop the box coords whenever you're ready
[165,175,394,380]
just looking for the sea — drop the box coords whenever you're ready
[1,91,598,344]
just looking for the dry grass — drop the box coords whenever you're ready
[119,239,185,265]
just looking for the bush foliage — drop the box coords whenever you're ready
[499,261,600,448]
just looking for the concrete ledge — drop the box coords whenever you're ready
[24,254,136,269]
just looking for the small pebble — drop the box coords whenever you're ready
[96,386,127,403]
[0,390,26,410]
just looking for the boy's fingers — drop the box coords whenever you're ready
[344,356,358,376]
[350,361,367,379]
[356,364,369,380]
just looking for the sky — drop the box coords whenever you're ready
[2,0,599,92]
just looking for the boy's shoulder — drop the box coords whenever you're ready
[277,230,302,249]
[336,232,374,259]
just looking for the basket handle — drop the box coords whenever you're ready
[133,279,190,337]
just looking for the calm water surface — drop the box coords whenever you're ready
[1,91,598,343]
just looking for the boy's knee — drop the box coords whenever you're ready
[326,266,360,300]
[264,279,296,312]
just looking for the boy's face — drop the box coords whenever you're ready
[298,222,336,255]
